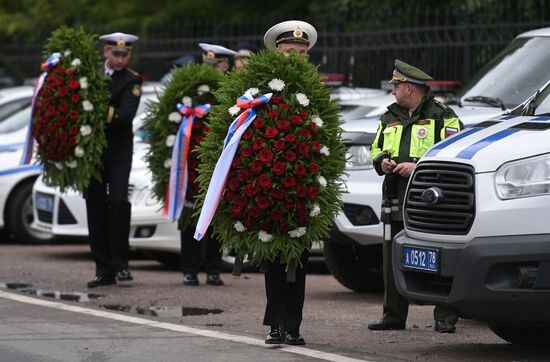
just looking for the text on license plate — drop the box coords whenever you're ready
[402,246,439,272]
[35,194,54,212]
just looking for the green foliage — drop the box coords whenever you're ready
[195,50,346,266]
[144,63,223,228]
[32,26,108,193]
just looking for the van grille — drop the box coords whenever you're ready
[405,162,475,234]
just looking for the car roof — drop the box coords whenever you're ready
[0,86,33,100]
[516,27,550,38]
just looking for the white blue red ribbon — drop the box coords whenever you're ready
[164,103,211,221]
[194,92,272,240]
[20,52,62,165]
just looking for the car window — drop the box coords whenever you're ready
[340,105,376,122]
[0,98,31,121]
[0,107,31,134]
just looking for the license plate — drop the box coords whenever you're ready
[35,193,54,213]
[402,245,439,272]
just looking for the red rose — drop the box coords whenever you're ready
[270,209,284,221]
[249,206,260,218]
[298,214,309,225]
[58,102,69,113]
[57,117,67,126]
[253,118,265,128]
[244,183,259,197]
[231,157,240,167]
[312,140,321,152]
[69,110,79,120]
[250,160,263,174]
[309,122,318,131]
[291,114,302,125]
[270,95,282,103]
[297,203,307,215]
[231,207,243,218]
[228,177,240,191]
[268,110,279,119]
[188,172,197,182]
[277,119,290,132]
[308,185,318,199]
[69,137,76,146]
[65,68,74,76]
[273,140,285,152]
[295,163,307,177]
[252,139,264,151]
[285,134,297,143]
[265,127,278,139]
[60,132,69,141]
[240,147,252,158]
[56,77,65,86]
[242,129,253,140]
[58,86,69,97]
[282,176,297,188]
[68,79,79,90]
[195,135,204,144]
[203,126,210,133]
[46,73,54,82]
[261,221,272,232]
[300,128,312,139]
[193,120,203,129]
[284,200,296,210]
[298,143,310,156]
[257,196,270,210]
[279,220,291,233]
[278,103,290,110]
[237,169,250,181]
[296,185,308,198]
[309,162,319,174]
[48,107,57,117]
[284,150,296,162]
[71,93,80,104]
[300,109,309,117]
[224,191,234,202]
[270,188,286,200]
[243,219,253,229]
[272,161,286,175]
[257,174,272,190]
[258,149,274,164]
[235,195,247,208]
[69,125,78,135]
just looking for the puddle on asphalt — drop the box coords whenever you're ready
[0,282,103,302]
[100,304,223,317]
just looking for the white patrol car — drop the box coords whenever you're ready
[393,79,550,346]
[323,27,550,293]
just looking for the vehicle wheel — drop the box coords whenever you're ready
[6,181,56,244]
[323,239,383,293]
[220,248,256,273]
[488,323,550,346]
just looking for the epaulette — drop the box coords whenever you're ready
[127,68,140,76]
[434,99,450,111]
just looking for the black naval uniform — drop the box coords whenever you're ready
[85,67,142,279]
[180,226,222,278]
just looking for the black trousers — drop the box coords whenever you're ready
[263,251,309,334]
[180,226,222,275]
[85,158,132,277]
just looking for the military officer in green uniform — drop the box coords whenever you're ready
[368,60,462,333]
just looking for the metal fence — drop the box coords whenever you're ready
[2,0,550,88]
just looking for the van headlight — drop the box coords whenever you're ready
[345,145,373,170]
[495,153,550,199]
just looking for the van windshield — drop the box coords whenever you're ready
[459,37,550,109]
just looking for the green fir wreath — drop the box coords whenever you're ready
[195,50,346,266]
[32,26,108,193]
[144,63,223,229]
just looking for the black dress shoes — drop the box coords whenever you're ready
[206,274,224,286]
[87,275,116,288]
[284,333,305,345]
[367,320,406,331]
[116,269,133,282]
[265,327,285,344]
[183,273,199,286]
[435,320,456,333]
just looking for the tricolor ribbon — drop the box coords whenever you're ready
[194,92,272,240]
[163,103,211,221]
[20,52,62,165]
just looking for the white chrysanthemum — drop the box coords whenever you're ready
[82,100,94,112]
[309,204,321,217]
[166,135,176,147]
[66,160,78,169]
[234,221,246,232]
[197,84,210,95]
[163,159,172,169]
[64,50,71,57]
[54,162,63,170]
[295,93,310,107]
[74,146,85,158]
[80,125,92,136]
[268,78,285,91]
[258,230,273,242]
[320,146,330,156]
[246,87,259,96]
[312,116,323,127]
[288,227,307,238]
[318,175,327,187]
[228,105,241,116]
[71,58,81,67]
[79,77,88,89]
[168,112,182,123]
[182,96,192,107]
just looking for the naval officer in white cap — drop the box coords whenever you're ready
[85,32,142,288]
[199,43,237,74]
[263,20,317,57]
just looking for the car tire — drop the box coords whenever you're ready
[6,181,56,244]
[488,323,550,346]
[323,239,383,293]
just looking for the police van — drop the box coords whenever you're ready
[392,78,550,346]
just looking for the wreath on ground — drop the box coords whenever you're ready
[31,26,108,193]
[195,50,346,266]
[144,63,223,229]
